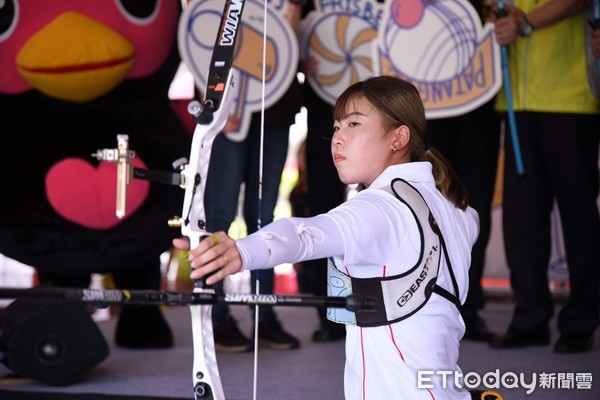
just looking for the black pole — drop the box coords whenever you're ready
[0,287,377,313]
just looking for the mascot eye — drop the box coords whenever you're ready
[0,0,18,41]
[115,0,159,24]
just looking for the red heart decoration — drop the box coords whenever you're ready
[45,157,150,230]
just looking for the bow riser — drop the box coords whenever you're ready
[180,68,239,249]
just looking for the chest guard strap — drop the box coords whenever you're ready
[326,178,461,327]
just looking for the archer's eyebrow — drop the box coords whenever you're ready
[341,111,367,120]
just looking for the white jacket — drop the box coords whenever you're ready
[237,162,479,399]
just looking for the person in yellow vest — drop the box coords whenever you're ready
[489,0,600,353]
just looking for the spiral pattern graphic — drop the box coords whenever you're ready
[305,13,376,105]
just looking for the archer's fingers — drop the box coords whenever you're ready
[188,232,240,279]
[185,231,226,259]
[172,238,190,251]
[204,256,243,285]
[189,250,242,284]
[189,256,223,282]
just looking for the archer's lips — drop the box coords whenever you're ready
[333,154,345,163]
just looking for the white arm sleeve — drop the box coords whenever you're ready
[235,215,346,271]
[235,189,414,273]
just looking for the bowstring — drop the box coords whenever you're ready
[252,0,269,399]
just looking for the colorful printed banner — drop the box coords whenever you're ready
[179,0,299,140]
[303,0,502,118]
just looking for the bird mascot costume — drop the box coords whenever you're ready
[0,0,192,349]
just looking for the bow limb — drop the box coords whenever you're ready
[182,68,238,400]
[181,0,247,398]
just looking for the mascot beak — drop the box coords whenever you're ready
[16,11,136,102]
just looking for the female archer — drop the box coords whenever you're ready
[174,76,478,399]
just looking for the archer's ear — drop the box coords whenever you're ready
[392,125,410,150]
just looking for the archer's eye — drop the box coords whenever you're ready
[0,0,18,42]
[115,0,159,25]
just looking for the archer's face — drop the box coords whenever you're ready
[331,97,394,188]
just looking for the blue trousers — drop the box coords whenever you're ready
[204,116,290,322]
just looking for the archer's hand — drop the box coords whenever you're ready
[173,232,242,285]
